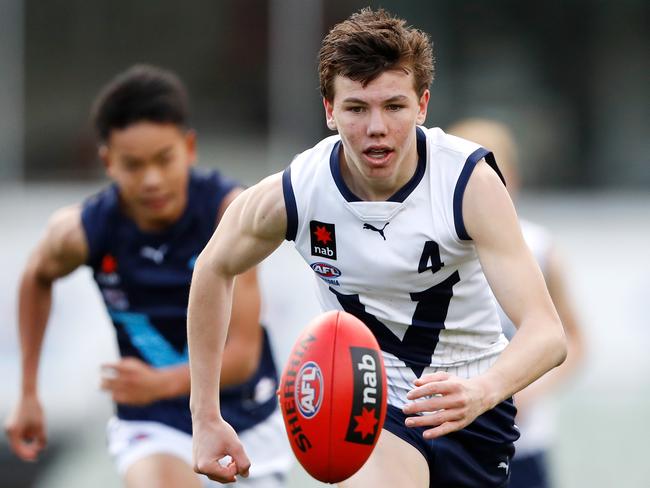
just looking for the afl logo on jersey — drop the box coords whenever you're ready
[295,361,324,419]
[310,262,341,286]
[310,262,341,278]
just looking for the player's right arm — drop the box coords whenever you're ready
[4,205,88,461]
[188,173,286,483]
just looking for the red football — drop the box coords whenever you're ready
[278,310,387,483]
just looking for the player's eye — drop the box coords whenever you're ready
[347,106,365,113]
[122,159,142,171]
[386,104,403,112]
[157,154,172,166]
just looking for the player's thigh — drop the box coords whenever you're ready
[338,429,429,488]
[235,472,287,488]
[124,452,202,488]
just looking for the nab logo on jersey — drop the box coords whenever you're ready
[310,221,337,260]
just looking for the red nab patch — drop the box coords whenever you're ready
[310,221,337,260]
[101,254,118,273]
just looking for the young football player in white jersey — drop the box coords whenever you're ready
[187,8,567,487]
[4,65,291,488]
[448,118,585,488]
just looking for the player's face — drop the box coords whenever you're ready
[324,70,429,199]
[102,122,196,230]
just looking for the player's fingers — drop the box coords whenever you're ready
[195,458,237,483]
[406,379,455,401]
[413,371,449,386]
[229,443,251,478]
[7,427,45,461]
[421,419,465,440]
[404,409,463,429]
[100,377,116,390]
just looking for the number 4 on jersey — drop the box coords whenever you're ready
[418,241,444,274]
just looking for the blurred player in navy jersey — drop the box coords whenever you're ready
[4,65,291,488]
[187,8,567,488]
[448,118,585,488]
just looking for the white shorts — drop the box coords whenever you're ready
[107,409,293,488]
[382,350,502,409]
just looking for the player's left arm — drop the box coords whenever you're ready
[404,160,567,438]
[512,245,585,415]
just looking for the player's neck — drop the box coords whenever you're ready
[340,144,418,202]
[120,193,188,233]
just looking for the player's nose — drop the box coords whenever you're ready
[366,109,387,137]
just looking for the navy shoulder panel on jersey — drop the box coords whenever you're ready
[80,184,120,268]
[188,168,240,227]
[453,149,506,241]
[282,166,298,241]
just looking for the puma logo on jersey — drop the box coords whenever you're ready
[497,461,509,474]
[363,222,389,240]
[140,244,168,264]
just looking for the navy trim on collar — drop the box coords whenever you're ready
[329,127,427,203]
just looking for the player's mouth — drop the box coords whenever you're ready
[362,146,394,166]
[142,195,172,212]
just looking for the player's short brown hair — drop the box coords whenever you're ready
[318,8,434,102]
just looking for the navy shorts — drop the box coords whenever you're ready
[384,399,519,487]
[509,450,550,488]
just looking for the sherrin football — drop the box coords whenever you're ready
[278,310,387,483]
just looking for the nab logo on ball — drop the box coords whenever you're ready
[295,361,323,418]
[345,347,383,445]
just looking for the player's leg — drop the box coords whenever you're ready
[338,428,429,488]
[107,417,205,488]
[234,408,293,488]
[124,453,202,488]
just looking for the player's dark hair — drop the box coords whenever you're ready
[318,8,434,102]
[92,64,189,142]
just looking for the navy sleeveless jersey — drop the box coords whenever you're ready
[81,168,278,434]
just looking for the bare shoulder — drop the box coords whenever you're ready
[462,160,519,245]
[40,204,88,271]
[205,173,286,276]
[237,172,287,241]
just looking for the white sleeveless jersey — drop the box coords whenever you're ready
[282,127,509,404]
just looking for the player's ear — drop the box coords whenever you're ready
[416,89,430,125]
[98,144,114,176]
[184,129,197,166]
[323,98,337,131]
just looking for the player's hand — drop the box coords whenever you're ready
[192,416,251,483]
[100,357,164,405]
[402,371,489,440]
[4,394,47,461]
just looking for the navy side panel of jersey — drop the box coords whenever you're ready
[220,327,278,432]
[80,169,276,434]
